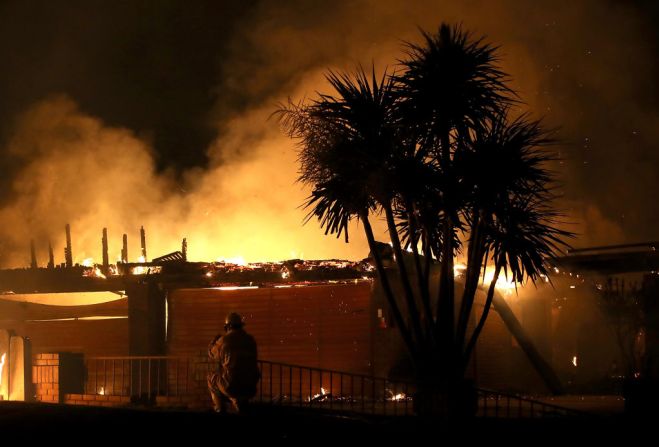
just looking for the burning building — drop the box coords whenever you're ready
[0,225,574,406]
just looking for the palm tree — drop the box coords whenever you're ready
[278,23,572,415]
[278,67,421,359]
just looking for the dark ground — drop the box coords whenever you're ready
[0,401,653,443]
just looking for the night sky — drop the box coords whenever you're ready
[0,0,657,267]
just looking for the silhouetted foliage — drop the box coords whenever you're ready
[277,23,572,415]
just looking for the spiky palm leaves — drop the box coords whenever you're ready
[279,23,572,388]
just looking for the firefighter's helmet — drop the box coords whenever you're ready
[224,312,244,330]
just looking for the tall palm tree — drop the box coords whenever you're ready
[277,67,422,361]
[279,23,572,415]
[394,24,515,375]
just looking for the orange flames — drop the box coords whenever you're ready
[453,262,519,294]
[0,352,6,387]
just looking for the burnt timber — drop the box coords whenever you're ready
[0,257,373,295]
[552,241,659,275]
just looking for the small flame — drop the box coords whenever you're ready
[132,255,149,275]
[93,267,107,279]
[483,268,518,293]
[453,263,467,277]
[281,269,290,279]
[0,353,6,387]
[99,386,105,395]
[572,356,578,367]
[454,262,518,293]
[217,256,247,266]
[81,258,94,267]
[309,387,328,401]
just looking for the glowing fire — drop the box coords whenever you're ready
[98,386,105,395]
[309,387,328,401]
[572,356,578,367]
[131,255,149,275]
[81,257,94,267]
[216,256,247,266]
[0,353,5,387]
[453,262,519,293]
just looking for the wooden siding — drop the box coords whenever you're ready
[167,283,373,374]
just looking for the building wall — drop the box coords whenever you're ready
[0,297,129,356]
[167,282,373,374]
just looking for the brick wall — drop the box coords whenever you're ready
[32,354,60,403]
[63,394,130,406]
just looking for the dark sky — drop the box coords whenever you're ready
[0,0,255,173]
[0,0,657,266]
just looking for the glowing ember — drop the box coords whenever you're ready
[217,256,247,266]
[0,353,5,387]
[309,387,328,401]
[454,262,518,293]
[453,263,467,277]
[281,269,290,279]
[482,268,518,293]
[131,256,149,275]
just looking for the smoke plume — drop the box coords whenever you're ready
[0,0,656,267]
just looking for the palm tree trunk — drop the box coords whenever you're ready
[456,214,485,350]
[361,212,418,360]
[407,208,435,340]
[435,131,456,380]
[383,203,426,348]
[463,263,502,368]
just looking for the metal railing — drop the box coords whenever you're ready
[82,356,587,418]
[84,356,199,400]
[254,360,414,415]
[477,388,590,418]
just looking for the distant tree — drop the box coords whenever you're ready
[278,23,571,416]
[599,275,659,379]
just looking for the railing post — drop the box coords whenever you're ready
[340,374,343,410]
[350,376,354,412]
[259,362,263,403]
[361,376,365,413]
[289,366,292,406]
[329,372,333,409]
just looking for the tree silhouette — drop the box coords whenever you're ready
[278,23,572,415]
